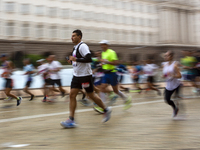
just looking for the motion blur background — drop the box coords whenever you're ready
[0,0,200,66]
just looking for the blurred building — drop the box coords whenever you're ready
[159,0,200,45]
[0,0,200,62]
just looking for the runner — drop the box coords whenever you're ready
[130,62,142,93]
[143,59,161,95]
[36,59,51,102]
[23,58,35,101]
[47,55,67,101]
[116,61,129,92]
[0,54,22,106]
[163,51,181,118]
[60,30,111,128]
[180,50,198,93]
[95,40,132,111]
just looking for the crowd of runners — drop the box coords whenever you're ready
[1,29,200,128]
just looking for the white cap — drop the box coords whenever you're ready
[36,59,45,63]
[99,40,109,45]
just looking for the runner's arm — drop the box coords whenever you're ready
[173,64,182,79]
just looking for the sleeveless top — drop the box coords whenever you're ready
[2,61,12,79]
[163,61,180,91]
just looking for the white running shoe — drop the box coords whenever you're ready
[102,107,112,123]
[4,97,12,102]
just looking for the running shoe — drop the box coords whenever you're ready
[125,88,130,93]
[157,90,161,96]
[82,93,86,100]
[173,107,179,118]
[102,107,112,123]
[130,89,141,93]
[4,97,12,102]
[109,95,118,105]
[60,119,77,128]
[29,95,35,101]
[61,91,66,97]
[42,98,46,102]
[17,97,22,106]
[79,98,90,106]
[46,98,56,103]
[123,96,132,110]
[93,106,104,114]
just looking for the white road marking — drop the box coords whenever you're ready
[0,100,163,123]
[0,110,16,114]
[0,96,198,123]
[1,142,30,148]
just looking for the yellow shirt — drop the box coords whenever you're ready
[101,49,118,72]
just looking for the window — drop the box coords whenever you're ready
[35,6,44,15]
[6,22,14,36]
[106,14,113,23]
[135,18,140,26]
[21,4,29,14]
[36,25,43,38]
[83,11,93,20]
[107,29,113,41]
[141,18,144,26]
[71,10,80,19]
[93,0,102,6]
[49,26,57,38]
[48,7,57,17]
[95,13,103,22]
[5,2,15,12]
[115,1,121,9]
[132,17,135,25]
[61,9,70,18]
[118,15,123,24]
[131,2,136,11]
[105,0,112,7]
[82,0,93,4]
[73,0,80,3]
[125,2,131,10]
[21,24,29,37]
[143,4,148,13]
[61,27,69,39]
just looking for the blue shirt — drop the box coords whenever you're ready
[23,64,34,81]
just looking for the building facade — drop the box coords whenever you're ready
[0,0,199,63]
[0,0,159,45]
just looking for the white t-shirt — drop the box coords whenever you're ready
[163,61,180,90]
[143,64,158,76]
[72,42,92,77]
[48,61,62,80]
[38,63,50,79]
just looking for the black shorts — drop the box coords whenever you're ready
[4,78,13,88]
[71,75,94,93]
[51,79,62,87]
[147,76,154,83]
[45,79,52,85]
[26,81,32,87]
[133,76,139,83]
[186,74,196,81]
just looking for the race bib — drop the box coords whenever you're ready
[72,61,77,67]
[82,82,90,88]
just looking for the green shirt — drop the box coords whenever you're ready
[181,56,198,75]
[101,49,118,72]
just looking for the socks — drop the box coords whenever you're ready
[117,90,127,101]
[69,116,74,121]
[104,108,108,113]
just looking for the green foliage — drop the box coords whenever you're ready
[59,59,71,65]
[25,54,44,67]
